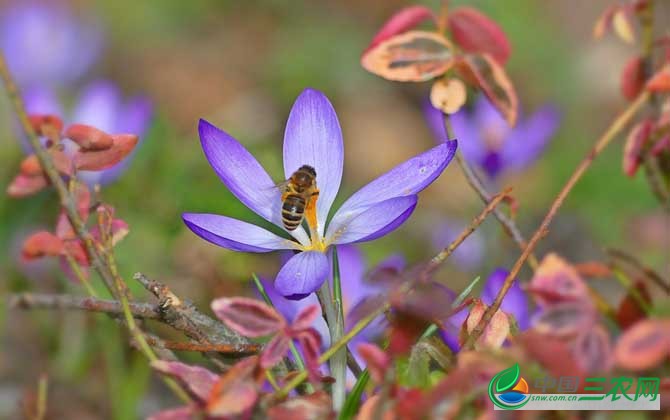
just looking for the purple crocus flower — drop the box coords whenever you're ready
[22,80,153,186]
[1,1,103,88]
[183,88,457,300]
[424,97,559,179]
[443,267,530,352]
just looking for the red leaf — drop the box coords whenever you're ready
[614,319,670,371]
[574,261,612,278]
[361,30,454,82]
[7,173,48,197]
[260,335,290,369]
[650,135,670,156]
[519,331,585,380]
[389,315,426,356]
[22,231,64,260]
[647,66,670,93]
[151,360,218,401]
[291,304,320,332]
[268,391,332,420]
[356,343,390,383]
[56,212,76,240]
[74,134,138,171]
[63,240,89,265]
[456,53,518,126]
[616,280,651,329]
[296,329,323,382]
[366,6,437,53]
[533,301,597,337]
[211,297,285,337]
[448,7,511,65]
[28,114,63,136]
[623,118,655,177]
[574,325,613,373]
[620,56,646,101]
[528,253,590,306]
[206,357,259,417]
[65,124,114,151]
[19,151,73,177]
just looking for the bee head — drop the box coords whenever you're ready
[298,165,316,177]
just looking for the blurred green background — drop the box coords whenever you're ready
[0,0,668,418]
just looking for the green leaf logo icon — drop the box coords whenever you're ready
[495,363,520,393]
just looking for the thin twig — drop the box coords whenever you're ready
[443,116,539,271]
[462,90,650,350]
[606,248,670,293]
[9,293,160,318]
[144,338,260,355]
[423,187,512,275]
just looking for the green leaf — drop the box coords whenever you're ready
[339,370,370,420]
[495,363,520,393]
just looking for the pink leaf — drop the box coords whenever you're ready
[291,304,320,332]
[268,391,332,420]
[464,300,510,349]
[7,173,48,198]
[151,360,218,402]
[365,6,437,53]
[651,135,670,156]
[296,329,323,382]
[620,56,646,101]
[647,65,670,93]
[361,30,454,82]
[59,255,89,284]
[147,406,197,420]
[21,231,64,260]
[533,301,597,337]
[260,335,291,369]
[528,253,590,306]
[615,319,670,371]
[574,325,613,373]
[74,134,138,171]
[456,53,518,126]
[206,356,259,417]
[65,123,114,151]
[448,7,511,65]
[28,114,63,136]
[211,297,285,337]
[356,343,390,383]
[623,118,654,177]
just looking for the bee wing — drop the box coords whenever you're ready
[263,180,290,193]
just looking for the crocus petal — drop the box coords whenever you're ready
[275,251,329,299]
[327,196,417,245]
[500,105,560,172]
[473,96,510,137]
[283,89,343,237]
[199,119,309,245]
[480,268,530,330]
[71,80,121,133]
[326,141,456,240]
[182,213,298,253]
[424,100,484,164]
[23,86,63,116]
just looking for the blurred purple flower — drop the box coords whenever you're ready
[183,88,457,299]
[430,218,485,271]
[1,1,103,88]
[443,267,530,351]
[424,97,560,179]
[22,80,153,186]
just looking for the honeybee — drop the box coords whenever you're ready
[278,165,319,231]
